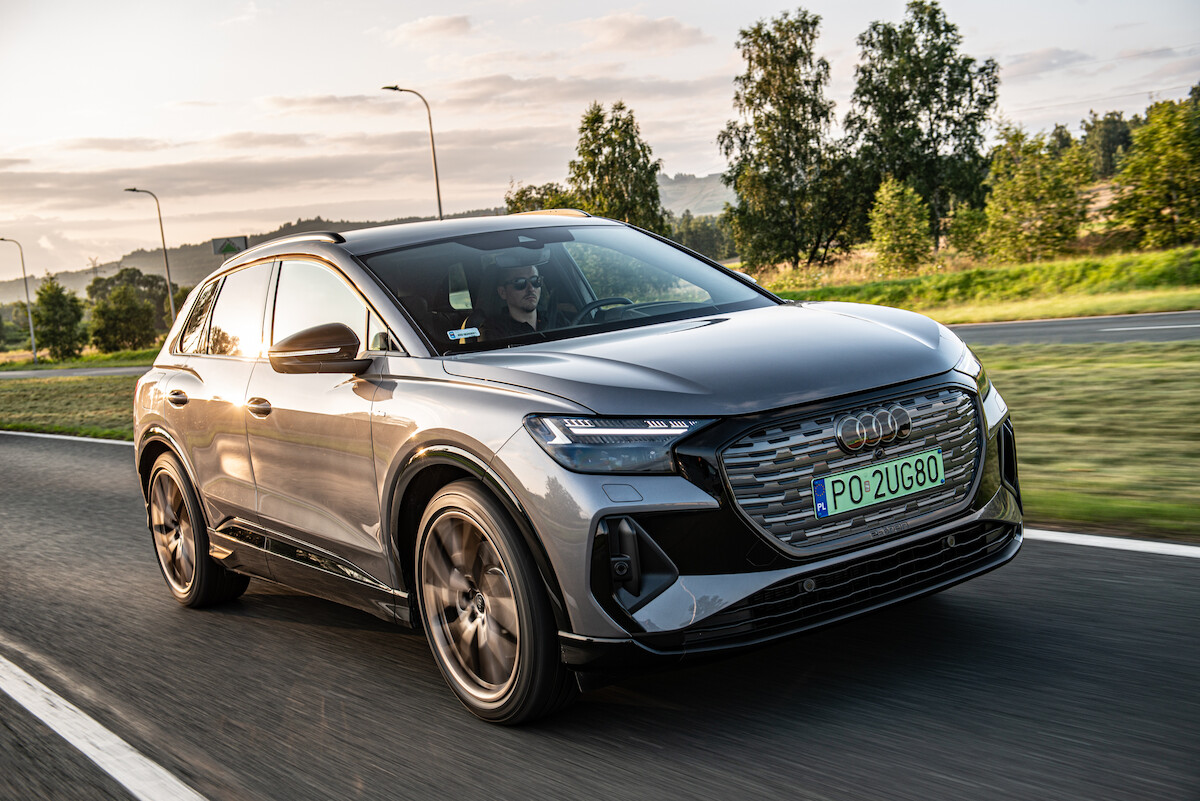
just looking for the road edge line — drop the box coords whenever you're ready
[0,654,208,801]
[0,429,133,446]
[1024,528,1200,559]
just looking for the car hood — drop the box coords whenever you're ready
[441,302,967,416]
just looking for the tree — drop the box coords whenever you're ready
[1081,110,1133,179]
[1108,94,1200,248]
[91,285,157,353]
[86,266,175,332]
[504,181,580,214]
[869,178,931,273]
[984,126,1092,263]
[567,101,668,235]
[668,210,737,260]
[32,275,86,360]
[846,1,998,246]
[945,204,987,258]
[718,8,856,271]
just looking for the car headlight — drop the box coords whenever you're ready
[524,416,713,474]
[955,346,992,400]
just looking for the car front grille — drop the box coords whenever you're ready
[720,387,981,552]
[673,522,1015,647]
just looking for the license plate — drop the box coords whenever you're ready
[812,448,945,519]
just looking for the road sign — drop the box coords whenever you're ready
[212,237,249,256]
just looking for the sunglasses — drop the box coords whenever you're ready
[504,275,544,290]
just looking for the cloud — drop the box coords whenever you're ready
[222,1,259,26]
[385,15,472,45]
[0,159,30,170]
[463,49,567,68]
[210,132,313,149]
[1003,48,1092,79]
[1144,54,1200,82]
[574,13,712,54]
[1116,45,1183,60]
[63,137,175,152]
[440,72,729,111]
[265,94,396,116]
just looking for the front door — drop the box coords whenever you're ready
[244,258,390,592]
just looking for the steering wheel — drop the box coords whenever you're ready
[570,297,634,325]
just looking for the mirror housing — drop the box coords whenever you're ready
[269,323,372,375]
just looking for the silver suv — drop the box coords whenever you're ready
[134,211,1021,723]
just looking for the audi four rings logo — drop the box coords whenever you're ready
[835,406,913,452]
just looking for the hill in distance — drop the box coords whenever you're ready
[0,173,731,304]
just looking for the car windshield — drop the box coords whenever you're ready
[360,224,775,354]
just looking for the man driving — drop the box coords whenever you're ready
[483,264,544,339]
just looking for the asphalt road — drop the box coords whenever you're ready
[949,310,1200,346]
[1,434,1197,801]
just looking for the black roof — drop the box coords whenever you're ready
[338,213,621,256]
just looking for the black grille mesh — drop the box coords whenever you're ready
[720,388,981,552]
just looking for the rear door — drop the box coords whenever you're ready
[167,262,273,529]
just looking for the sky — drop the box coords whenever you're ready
[1,0,1197,277]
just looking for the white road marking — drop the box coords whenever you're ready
[0,655,208,801]
[1025,528,1200,559]
[0,429,133,446]
[1099,324,1200,332]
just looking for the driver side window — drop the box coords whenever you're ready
[272,260,370,353]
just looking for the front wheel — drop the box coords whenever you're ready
[416,480,576,724]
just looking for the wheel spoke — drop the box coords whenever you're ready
[176,531,194,582]
[478,621,516,685]
[152,477,177,530]
[427,527,472,594]
[447,608,480,665]
[479,569,518,636]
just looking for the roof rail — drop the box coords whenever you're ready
[511,208,592,218]
[230,231,347,262]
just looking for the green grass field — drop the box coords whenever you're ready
[1,341,1196,541]
[979,341,1199,540]
[771,247,1200,320]
[0,346,159,371]
[0,374,138,440]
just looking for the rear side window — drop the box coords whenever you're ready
[176,280,218,354]
[206,263,273,358]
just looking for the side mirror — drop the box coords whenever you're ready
[268,323,372,375]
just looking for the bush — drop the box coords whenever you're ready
[31,275,86,360]
[869,178,931,274]
[945,205,987,258]
[92,285,157,353]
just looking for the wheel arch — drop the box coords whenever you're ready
[136,428,198,504]
[387,446,571,633]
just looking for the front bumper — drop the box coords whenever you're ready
[560,491,1021,673]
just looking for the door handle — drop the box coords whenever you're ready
[246,397,272,417]
[166,389,188,407]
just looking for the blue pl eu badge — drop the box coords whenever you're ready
[813,478,829,519]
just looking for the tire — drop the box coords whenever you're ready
[148,452,249,607]
[416,479,576,724]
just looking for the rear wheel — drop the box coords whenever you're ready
[416,480,576,724]
[148,452,249,607]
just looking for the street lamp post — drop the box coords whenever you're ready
[124,187,177,321]
[381,86,444,220]
[0,237,39,363]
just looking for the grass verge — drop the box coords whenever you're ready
[980,341,1199,541]
[770,247,1200,318]
[0,347,159,371]
[0,342,1195,541]
[0,374,138,440]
